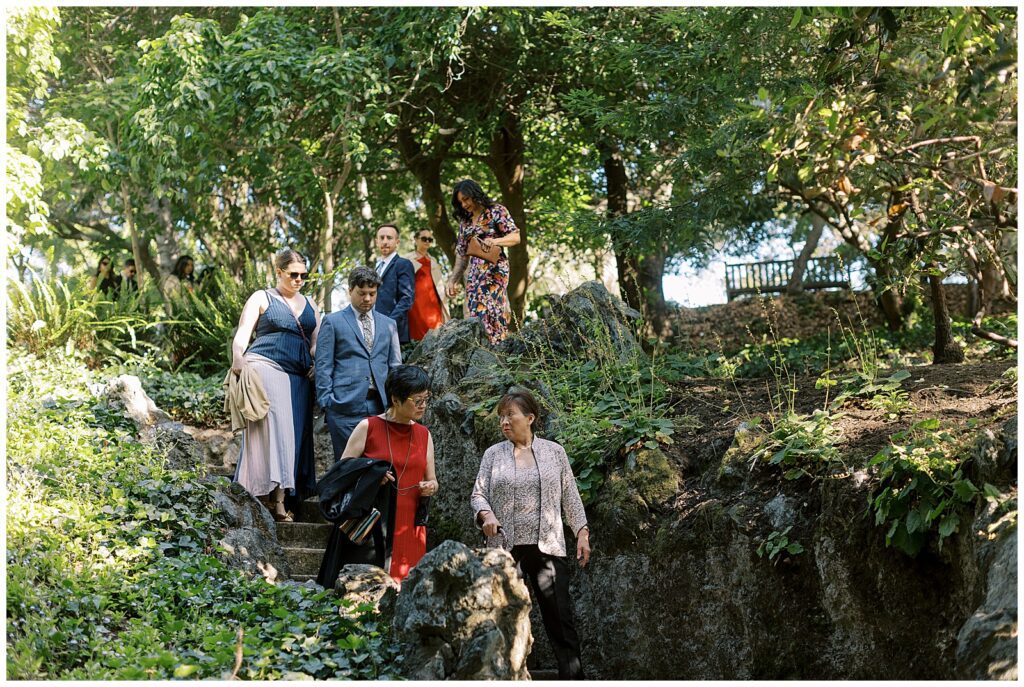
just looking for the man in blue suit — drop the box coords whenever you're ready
[373,223,415,344]
[315,266,403,458]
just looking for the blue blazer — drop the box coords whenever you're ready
[314,305,402,413]
[374,255,415,343]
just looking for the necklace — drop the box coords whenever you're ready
[383,415,418,494]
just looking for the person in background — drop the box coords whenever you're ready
[402,228,449,341]
[373,223,416,345]
[231,248,320,521]
[445,179,520,345]
[315,266,403,457]
[471,389,590,680]
[113,258,139,297]
[90,255,117,294]
[319,365,438,585]
[163,255,197,296]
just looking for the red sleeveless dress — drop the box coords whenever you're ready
[363,416,428,581]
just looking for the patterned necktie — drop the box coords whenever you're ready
[360,311,373,349]
[375,259,385,275]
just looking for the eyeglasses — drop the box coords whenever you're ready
[408,395,431,408]
[284,271,308,281]
[418,236,434,243]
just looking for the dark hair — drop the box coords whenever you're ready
[415,228,433,239]
[274,248,305,271]
[451,179,495,223]
[348,265,382,290]
[496,389,542,422]
[95,254,112,276]
[385,365,430,406]
[377,223,399,237]
[124,258,136,267]
[171,255,195,280]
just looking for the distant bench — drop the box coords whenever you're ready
[725,257,851,301]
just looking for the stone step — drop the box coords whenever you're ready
[529,669,560,680]
[295,498,327,524]
[289,574,322,585]
[283,546,326,577]
[276,521,333,548]
[206,465,236,478]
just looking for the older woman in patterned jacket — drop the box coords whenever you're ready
[471,389,591,680]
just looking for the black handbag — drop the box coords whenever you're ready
[415,496,430,527]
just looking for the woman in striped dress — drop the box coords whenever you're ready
[231,249,321,521]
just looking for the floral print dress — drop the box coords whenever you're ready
[456,203,518,344]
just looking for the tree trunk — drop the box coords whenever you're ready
[395,124,457,264]
[118,179,153,290]
[928,271,964,364]
[357,173,374,265]
[486,115,528,327]
[602,145,668,339]
[322,188,337,310]
[786,211,826,294]
[152,193,180,273]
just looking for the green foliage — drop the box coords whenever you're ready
[748,411,844,481]
[7,352,395,679]
[142,368,226,427]
[867,418,980,556]
[163,263,271,376]
[756,526,805,563]
[7,270,163,361]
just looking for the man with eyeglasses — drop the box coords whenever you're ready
[372,223,416,345]
[315,266,403,458]
[402,228,449,341]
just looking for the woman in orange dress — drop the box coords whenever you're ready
[330,365,437,582]
[403,228,448,341]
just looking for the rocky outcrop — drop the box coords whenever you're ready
[403,282,1017,680]
[103,374,172,427]
[391,540,532,680]
[211,481,290,583]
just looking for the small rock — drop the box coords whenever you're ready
[103,375,170,428]
[212,482,289,583]
[334,564,399,618]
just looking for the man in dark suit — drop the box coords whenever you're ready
[373,223,415,344]
[315,266,403,458]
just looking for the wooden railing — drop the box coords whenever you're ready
[725,257,851,301]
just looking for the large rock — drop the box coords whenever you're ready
[142,422,204,471]
[212,481,290,583]
[183,426,240,469]
[501,280,641,361]
[956,501,1018,679]
[392,540,532,680]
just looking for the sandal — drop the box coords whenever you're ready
[272,510,294,523]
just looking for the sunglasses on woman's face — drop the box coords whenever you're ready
[284,271,308,281]
[418,236,434,243]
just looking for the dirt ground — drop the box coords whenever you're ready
[664,358,1018,476]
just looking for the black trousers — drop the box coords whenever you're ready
[511,544,584,680]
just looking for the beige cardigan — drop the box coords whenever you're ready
[222,365,270,432]
[402,250,449,321]
[471,437,588,557]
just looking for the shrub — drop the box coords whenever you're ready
[867,418,981,556]
[7,351,396,679]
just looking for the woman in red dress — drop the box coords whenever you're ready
[404,228,448,341]
[337,365,437,581]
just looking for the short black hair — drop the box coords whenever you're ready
[497,389,542,421]
[385,365,430,406]
[377,223,399,236]
[124,258,136,267]
[348,265,382,290]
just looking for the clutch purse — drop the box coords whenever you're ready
[415,497,430,527]
[467,236,500,264]
[339,508,381,545]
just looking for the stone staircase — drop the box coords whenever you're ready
[190,427,331,586]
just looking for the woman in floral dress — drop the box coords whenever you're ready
[445,179,521,345]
